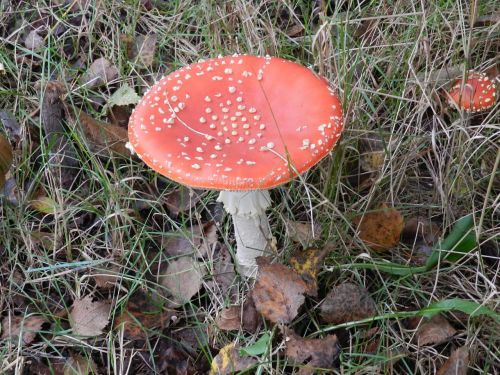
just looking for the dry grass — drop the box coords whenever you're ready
[0,0,499,374]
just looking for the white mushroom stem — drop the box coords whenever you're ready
[217,190,273,277]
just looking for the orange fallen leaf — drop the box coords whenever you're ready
[353,204,404,252]
[252,257,308,324]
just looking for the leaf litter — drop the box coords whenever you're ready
[252,257,308,324]
[69,295,111,337]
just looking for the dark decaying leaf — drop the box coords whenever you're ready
[289,247,329,297]
[114,290,173,339]
[1,315,46,344]
[0,111,21,141]
[415,315,457,346]
[157,343,196,375]
[0,133,13,188]
[436,346,469,375]
[320,283,376,324]
[80,57,119,88]
[165,186,204,216]
[162,221,217,258]
[252,257,308,324]
[210,343,258,375]
[285,331,340,375]
[353,204,404,252]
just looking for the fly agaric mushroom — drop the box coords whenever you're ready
[447,71,497,112]
[128,55,343,277]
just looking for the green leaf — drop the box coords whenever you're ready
[240,333,270,356]
[108,84,140,107]
[425,214,475,269]
[419,299,499,321]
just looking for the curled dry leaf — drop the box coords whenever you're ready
[1,315,46,344]
[289,247,328,297]
[353,204,404,252]
[70,295,111,337]
[252,257,308,324]
[415,315,456,346]
[320,283,376,324]
[159,256,206,307]
[80,57,119,88]
[437,346,469,375]
[114,290,173,340]
[285,331,340,375]
[210,343,258,375]
[129,34,157,68]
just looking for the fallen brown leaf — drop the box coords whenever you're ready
[353,204,404,252]
[63,353,97,375]
[0,133,13,187]
[1,315,46,344]
[217,293,259,332]
[129,34,157,68]
[320,283,376,324]
[252,257,308,324]
[437,346,469,375]
[162,221,217,258]
[205,245,238,300]
[289,247,328,297]
[114,290,172,340]
[285,219,321,246]
[285,331,340,375]
[402,217,441,246]
[415,315,456,346]
[210,343,257,375]
[159,257,206,307]
[70,296,111,337]
[67,108,129,155]
[165,186,204,217]
[80,57,119,88]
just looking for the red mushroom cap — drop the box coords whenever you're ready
[447,71,497,112]
[128,55,344,190]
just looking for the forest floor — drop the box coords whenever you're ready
[0,0,499,374]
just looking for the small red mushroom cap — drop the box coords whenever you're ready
[447,71,497,112]
[128,55,344,190]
